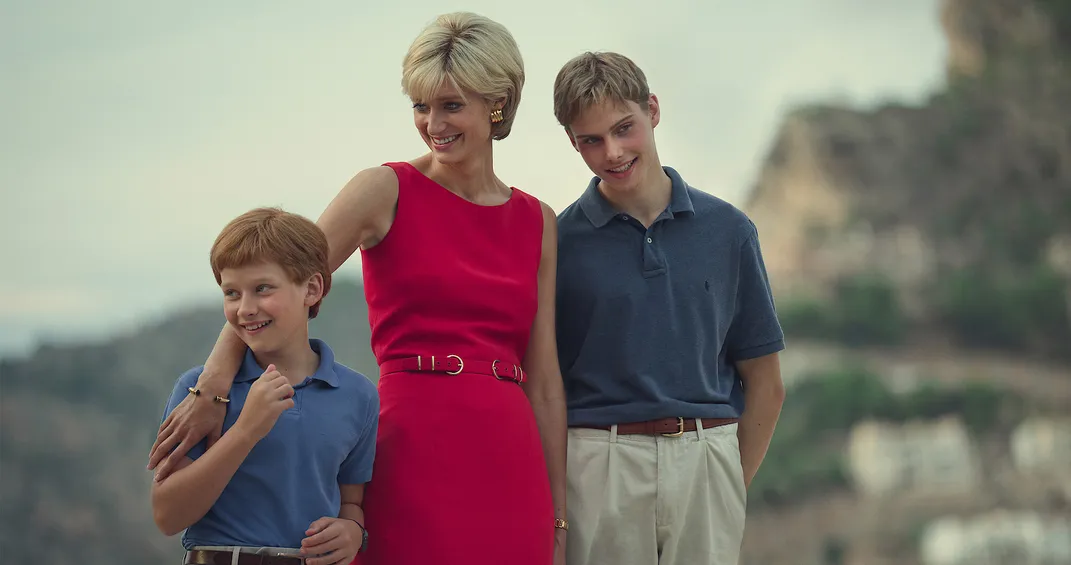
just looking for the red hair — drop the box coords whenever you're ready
[210,207,332,318]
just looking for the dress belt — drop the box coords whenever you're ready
[379,354,526,384]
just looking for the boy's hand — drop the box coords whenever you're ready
[301,517,364,565]
[234,364,294,441]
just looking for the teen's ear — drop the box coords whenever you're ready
[648,94,661,128]
[304,273,325,308]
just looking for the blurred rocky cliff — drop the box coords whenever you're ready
[746,0,1071,361]
[739,1,1071,563]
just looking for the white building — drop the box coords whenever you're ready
[920,510,1071,565]
[847,416,979,497]
[1011,417,1071,475]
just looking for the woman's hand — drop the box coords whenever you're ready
[553,527,567,565]
[148,379,228,481]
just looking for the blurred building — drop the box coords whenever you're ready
[1045,235,1071,335]
[1011,418,1071,475]
[919,510,1071,565]
[847,416,980,497]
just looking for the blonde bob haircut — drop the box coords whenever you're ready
[402,12,525,141]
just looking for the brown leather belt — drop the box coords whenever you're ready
[379,354,526,384]
[183,549,303,565]
[579,417,739,437]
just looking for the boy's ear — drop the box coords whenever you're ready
[304,273,325,307]
[648,94,660,128]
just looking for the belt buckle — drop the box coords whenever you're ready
[491,360,522,384]
[662,417,686,437]
[445,354,463,375]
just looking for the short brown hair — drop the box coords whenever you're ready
[553,51,650,130]
[210,207,332,318]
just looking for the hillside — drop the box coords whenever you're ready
[0,279,376,565]
[735,0,1071,562]
[745,0,1071,362]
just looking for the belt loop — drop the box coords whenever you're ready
[694,418,705,440]
[609,424,619,444]
[231,547,240,565]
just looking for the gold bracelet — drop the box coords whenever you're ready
[554,518,569,531]
[187,386,230,403]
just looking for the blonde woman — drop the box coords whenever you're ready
[148,12,567,565]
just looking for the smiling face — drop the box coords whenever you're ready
[567,94,662,197]
[401,12,525,144]
[412,80,499,166]
[219,261,322,356]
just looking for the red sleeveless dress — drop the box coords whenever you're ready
[353,162,554,565]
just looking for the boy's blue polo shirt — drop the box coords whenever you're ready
[555,166,785,426]
[159,338,378,550]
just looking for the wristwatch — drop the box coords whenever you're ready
[348,518,369,553]
[554,518,569,531]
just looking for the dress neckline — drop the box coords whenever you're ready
[403,162,516,209]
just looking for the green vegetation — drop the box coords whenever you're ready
[748,367,1015,508]
[822,538,848,565]
[778,274,907,347]
[931,85,991,165]
[1035,0,1071,49]
[932,264,1070,358]
[779,261,1070,361]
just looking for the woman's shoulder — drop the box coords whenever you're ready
[505,185,544,210]
[504,187,555,244]
[345,164,401,189]
[332,166,401,217]
[508,186,552,214]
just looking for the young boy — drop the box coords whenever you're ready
[152,207,379,565]
[551,52,787,565]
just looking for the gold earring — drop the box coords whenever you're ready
[490,109,503,123]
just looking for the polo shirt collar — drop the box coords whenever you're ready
[579,166,695,228]
[234,338,339,387]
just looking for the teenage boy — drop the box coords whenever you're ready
[152,207,379,565]
[552,52,787,565]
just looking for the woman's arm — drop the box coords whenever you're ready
[521,201,568,563]
[147,325,247,480]
[147,166,400,480]
[153,366,295,535]
[316,165,400,270]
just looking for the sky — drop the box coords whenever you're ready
[0,0,947,358]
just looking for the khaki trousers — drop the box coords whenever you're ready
[565,421,747,565]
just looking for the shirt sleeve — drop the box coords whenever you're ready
[725,222,786,361]
[337,389,379,485]
[160,367,210,461]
